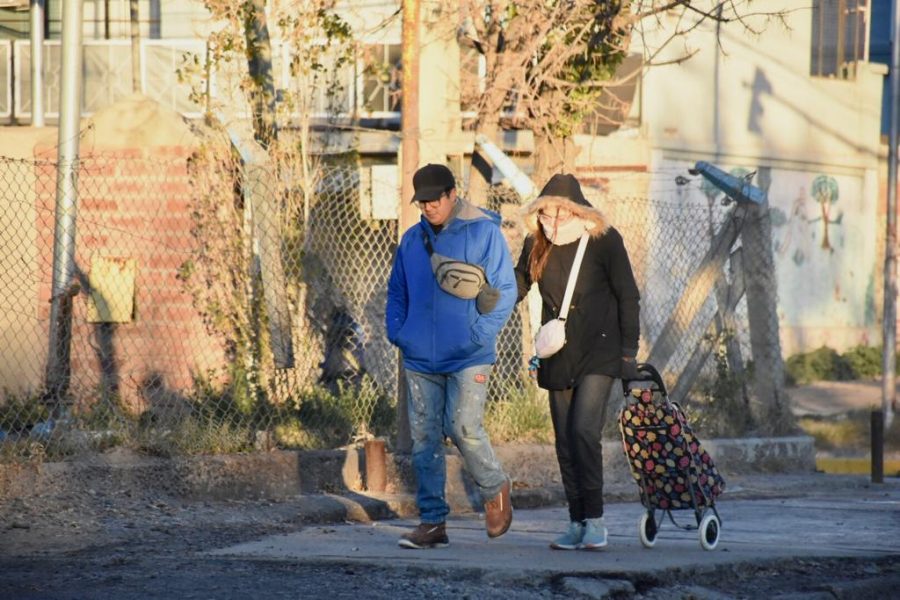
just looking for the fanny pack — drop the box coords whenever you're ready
[422,230,486,299]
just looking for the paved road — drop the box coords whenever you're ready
[209,479,900,578]
[2,473,899,599]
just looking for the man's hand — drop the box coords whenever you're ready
[621,357,640,381]
[476,286,500,314]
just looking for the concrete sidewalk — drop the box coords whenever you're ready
[209,472,900,583]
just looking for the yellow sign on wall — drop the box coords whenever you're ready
[87,256,136,323]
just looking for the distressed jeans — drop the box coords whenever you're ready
[405,364,507,524]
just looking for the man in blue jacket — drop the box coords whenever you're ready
[386,163,517,549]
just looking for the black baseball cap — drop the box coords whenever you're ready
[412,163,456,203]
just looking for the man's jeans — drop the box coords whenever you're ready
[405,364,507,524]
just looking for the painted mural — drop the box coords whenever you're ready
[653,159,878,352]
[768,169,876,333]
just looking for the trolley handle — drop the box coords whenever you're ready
[631,362,668,396]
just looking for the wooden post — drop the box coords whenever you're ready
[395,0,420,455]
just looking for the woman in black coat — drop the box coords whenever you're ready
[515,173,641,551]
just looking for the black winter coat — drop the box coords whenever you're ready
[515,227,640,390]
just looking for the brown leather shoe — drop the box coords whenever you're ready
[398,523,449,549]
[484,478,512,538]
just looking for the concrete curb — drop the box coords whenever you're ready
[0,437,817,515]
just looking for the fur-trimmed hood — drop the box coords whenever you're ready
[521,174,609,237]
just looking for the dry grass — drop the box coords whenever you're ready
[798,410,900,456]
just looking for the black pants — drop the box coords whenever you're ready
[548,374,614,522]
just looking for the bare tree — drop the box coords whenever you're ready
[176,1,355,401]
[459,1,788,197]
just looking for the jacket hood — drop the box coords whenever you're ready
[521,174,609,237]
[427,197,501,231]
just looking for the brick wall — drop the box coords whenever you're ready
[34,143,225,412]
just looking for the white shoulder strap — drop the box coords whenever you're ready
[558,233,589,321]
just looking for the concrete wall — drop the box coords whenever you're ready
[640,2,883,168]
[574,2,885,355]
[0,128,45,396]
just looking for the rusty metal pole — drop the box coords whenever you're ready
[365,439,387,492]
[394,0,420,456]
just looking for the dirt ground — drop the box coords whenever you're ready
[2,449,899,599]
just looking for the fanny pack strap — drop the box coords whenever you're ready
[421,227,435,256]
[558,233,589,321]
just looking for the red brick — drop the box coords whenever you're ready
[81,198,118,212]
[109,180,146,196]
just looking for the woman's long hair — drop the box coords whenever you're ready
[529,220,554,282]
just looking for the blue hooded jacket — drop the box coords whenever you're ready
[385,198,517,374]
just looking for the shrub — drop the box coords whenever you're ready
[484,380,553,444]
[842,344,886,380]
[0,391,49,433]
[784,346,854,386]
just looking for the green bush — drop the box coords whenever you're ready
[784,344,900,385]
[281,376,395,449]
[841,344,883,380]
[0,391,49,432]
[688,334,756,437]
[784,346,854,386]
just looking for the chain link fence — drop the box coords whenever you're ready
[0,142,772,461]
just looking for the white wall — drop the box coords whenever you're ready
[626,2,884,355]
[639,2,883,169]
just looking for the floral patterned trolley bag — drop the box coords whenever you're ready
[618,363,726,551]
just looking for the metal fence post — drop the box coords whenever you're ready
[882,0,900,430]
[44,0,83,404]
[30,0,44,127]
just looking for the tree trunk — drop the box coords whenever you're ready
[532,130,578,189]
[243,0,277,148]
[742,167,794,435]
[466,36,519,207]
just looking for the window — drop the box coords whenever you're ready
[811,0,869,78]
[360,44,401,115]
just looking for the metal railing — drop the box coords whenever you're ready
[2,39,402,124]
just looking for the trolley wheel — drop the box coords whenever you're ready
[639,511,657,548]
[698,513,720,551]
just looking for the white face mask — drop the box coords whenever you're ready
[542,217,587,245]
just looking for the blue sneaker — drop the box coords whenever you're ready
[550,521,584,550]
[579,517,608,550]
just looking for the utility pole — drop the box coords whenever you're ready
[45,0,84,404]
[400,0,420,234]
[395,0,420,454]
[870,1,900,483]
[881,0,900,431]
[130,0,141,93]
[30,0,44,127]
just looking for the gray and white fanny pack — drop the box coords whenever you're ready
[422,230,486,300]
[420,228,501,314]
